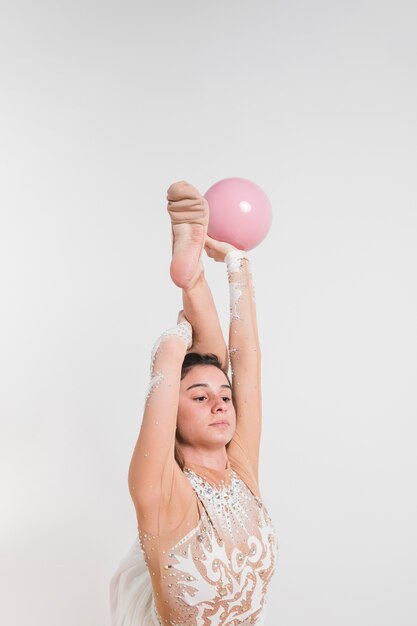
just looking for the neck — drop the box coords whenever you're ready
[178,443,228,471]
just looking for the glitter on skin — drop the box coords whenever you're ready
[145,320,192,403]
[229,281,244,320]
[146,371,165,402]
[227,255,253,321]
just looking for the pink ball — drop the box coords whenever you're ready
[204,177,272,250]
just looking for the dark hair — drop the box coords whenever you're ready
[175,353,232,470]
[181,352,231,385]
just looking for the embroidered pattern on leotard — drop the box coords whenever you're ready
[149,467,278,626]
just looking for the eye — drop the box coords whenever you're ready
[194,396,207,402]
[222,397,232,402]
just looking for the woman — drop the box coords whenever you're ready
[110,181,278,626]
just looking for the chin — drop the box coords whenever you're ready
[207,429,234,444]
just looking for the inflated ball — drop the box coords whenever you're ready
[204,177,272,250]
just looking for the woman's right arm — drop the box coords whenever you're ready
[128,318,191,522]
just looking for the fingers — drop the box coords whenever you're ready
[177,309,194,327]
[205,234,231,248]
[204,235,237,262]
[177,309,187,324]
[204,235,220,254]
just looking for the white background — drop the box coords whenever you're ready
[1,1,416,625]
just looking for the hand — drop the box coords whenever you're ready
[177,309,194,352]
[204,235,237,263]
[177,309,189,325]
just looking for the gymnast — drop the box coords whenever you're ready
[111,180,278,626]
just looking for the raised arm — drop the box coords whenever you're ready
[128,317,192,530]
[205,238,262,481]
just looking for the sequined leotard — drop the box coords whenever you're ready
[137,431,278,626]
[128,253,279,625]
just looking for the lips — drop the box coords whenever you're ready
[210,420,229,426]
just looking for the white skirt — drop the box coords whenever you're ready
[109,538,160,626]
[110,538,267,626]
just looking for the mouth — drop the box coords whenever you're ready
[210,420,229,426]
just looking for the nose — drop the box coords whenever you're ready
[211,398,227,413]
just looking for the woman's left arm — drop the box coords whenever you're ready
[205,238,262,481]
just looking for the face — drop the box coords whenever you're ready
[177,365,236,448]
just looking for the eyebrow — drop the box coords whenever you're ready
[186,383,232,391]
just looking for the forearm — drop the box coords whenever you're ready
[227,253,261,366]
[129,321,191,505]
[203,239,262,473]
[182,270,228,370]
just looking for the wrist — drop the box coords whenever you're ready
[158,335,189,357]
[160,321,193,349]
[225,249,249,274]
[151,320,193,368]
